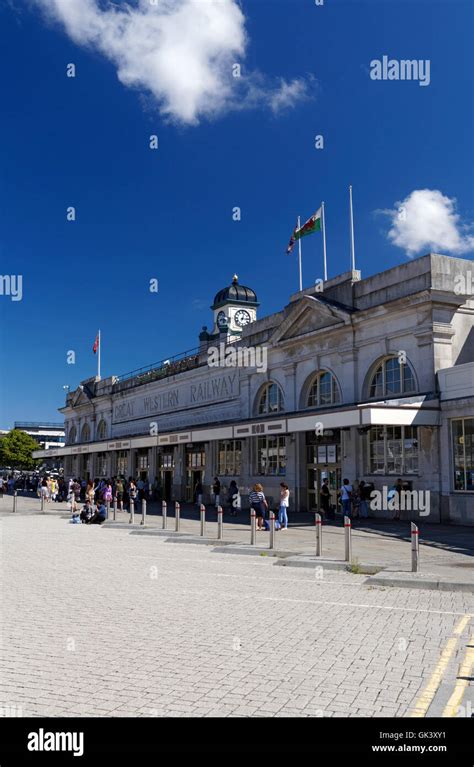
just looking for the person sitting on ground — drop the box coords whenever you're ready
[80,501,94,524]
[90,503,107,525]
[263,513,281,531]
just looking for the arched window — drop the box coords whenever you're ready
[81,423,91,443]
[97,420,107,440]
[369,356,416,398]
[68,425,77,444]
[307,371,341,407]
[257,382,285,415]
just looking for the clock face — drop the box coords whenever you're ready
[216,311,227,327]
[234,309,251,327]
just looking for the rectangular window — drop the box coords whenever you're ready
[186,449,206,469]
[256,436,286,476]
[452,418,474,492]
[217,440,242,476]
[368,426,419,475]
[159,449,174,469]
[116,450,128,476]
[97,453,107,477]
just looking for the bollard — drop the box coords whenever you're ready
[411,522,419,572]
[106,500,110,520]
[315,512,322,557]
[200,503,206,537]
[141,498,147,526]
[13,490,17,513]
[269,510,275,550]
[162,500,167,530]
[175,501,180,532]
[250,509,256,545]
[129,499,134,524]
[113,496,117,521]
[344,515,352,563]
[217,505,223,540]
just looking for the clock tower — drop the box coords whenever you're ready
[210,274,259,339]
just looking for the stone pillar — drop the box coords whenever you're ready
[341,428,357,485]
[148,446,158,485]
[173,445,186,501]
[282,364,297,412]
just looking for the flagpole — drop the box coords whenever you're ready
[97,329,101,381]
[297,215,303,291]
[322,201,328,281]
[349,185,356,271]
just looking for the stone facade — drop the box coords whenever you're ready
[34,254,474,523]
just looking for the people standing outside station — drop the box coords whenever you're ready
[73,479,81,507]
[279,482,290,530]
[358,480,370,519]
[390,477,404,521]
[127,478,137,510]
[194,478,203,506]
[116,476,125,507]
[86,480,95,506]
[40,478,49,505]
[249,484,268,531]
[320,478,331,519]
[227,480,239,516]
[104,481,113,505]
[339,478,353,519]
[212,477,221,508]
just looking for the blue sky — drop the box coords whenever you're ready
[0,0,473,427]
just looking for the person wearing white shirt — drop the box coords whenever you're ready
[279,482,290,529]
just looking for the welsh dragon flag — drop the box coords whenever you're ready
[286,207,322,254]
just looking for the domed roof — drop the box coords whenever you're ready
[212,275,259,309]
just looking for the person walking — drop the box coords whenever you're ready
[339,478,353,519]
[248,484,268,530]
[279,482,290,530]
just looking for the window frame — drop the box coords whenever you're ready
[257,382,285,415]
[366,425,419,475]
[217,440,242,476]
[255,435,287,477]
[307,370,341,408]
[369,357,416,399]
[452,417,474,493]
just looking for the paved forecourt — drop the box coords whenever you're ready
[0,512,473,718]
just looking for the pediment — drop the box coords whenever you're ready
[270,295,352,344]
[71,386,92,407]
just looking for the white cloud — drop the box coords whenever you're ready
[381,189,474,257]
[267,77,311,114]
[32,0,312,124]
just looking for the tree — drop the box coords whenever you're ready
[0,429,39,471]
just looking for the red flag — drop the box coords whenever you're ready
[93,333,99,354]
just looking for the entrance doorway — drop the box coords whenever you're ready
[185,444,206,502]
[306,432,341,512]
[307,466,341,512]
[186,470,202,503]
[160,470,172,502]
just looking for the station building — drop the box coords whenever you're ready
[33,253,474,524]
